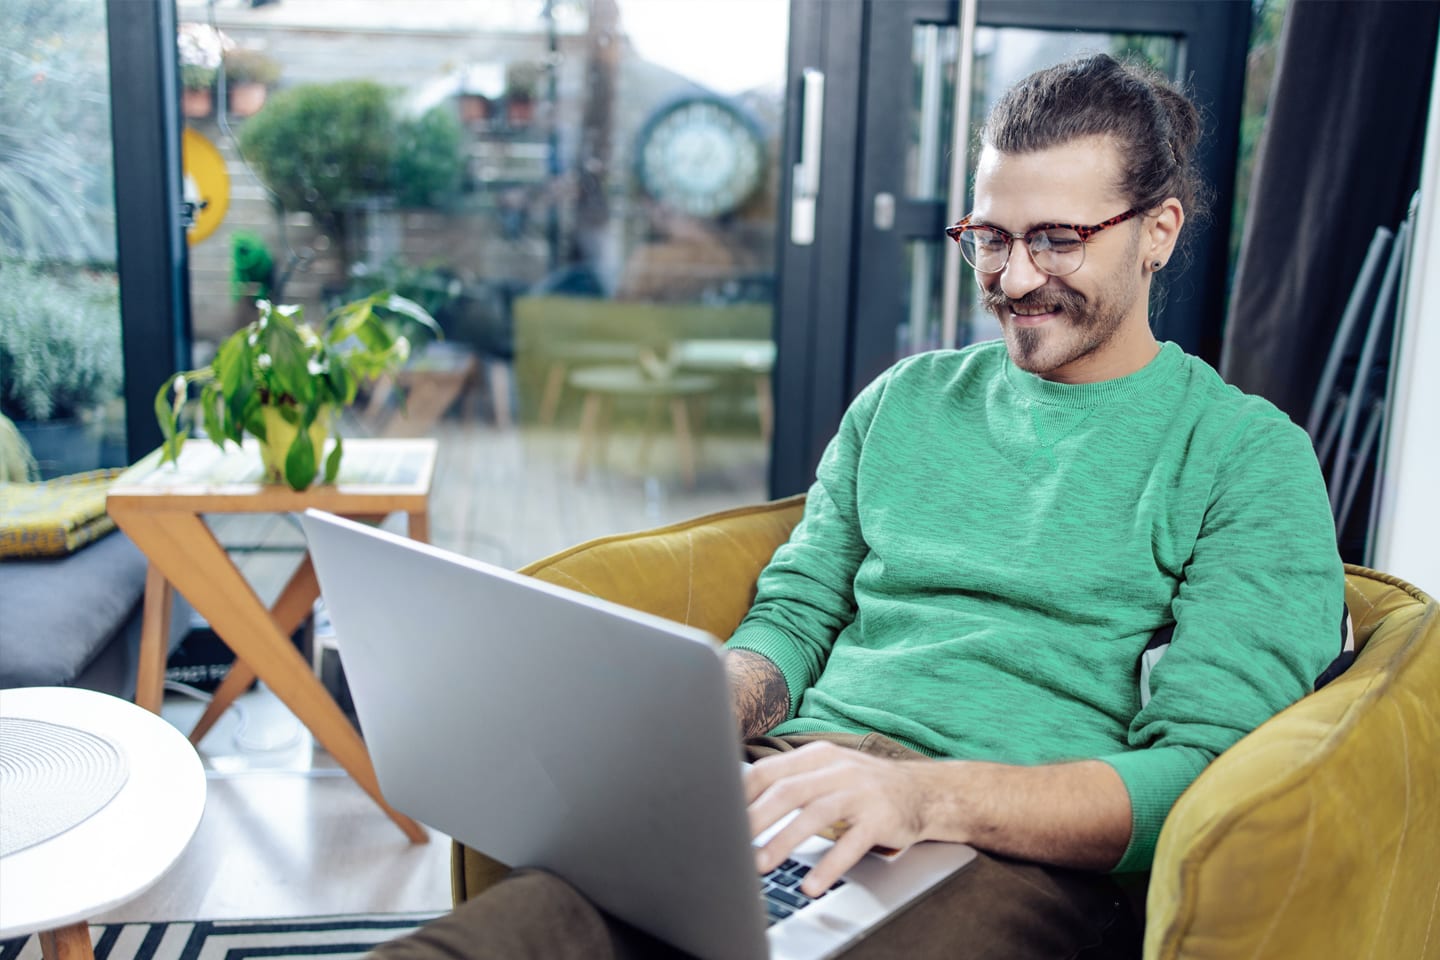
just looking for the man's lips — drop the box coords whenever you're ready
[1007,305,1062,326]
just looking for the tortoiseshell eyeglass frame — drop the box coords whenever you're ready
[944,206,1143,276]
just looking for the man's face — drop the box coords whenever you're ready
[969,136,1150,383]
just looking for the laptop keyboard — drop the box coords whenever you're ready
[760,858,845,926]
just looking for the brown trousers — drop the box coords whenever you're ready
[371,734,1145,960]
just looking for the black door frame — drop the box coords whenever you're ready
[107,0,191,462]
[771,0,1252,498]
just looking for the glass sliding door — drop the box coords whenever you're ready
[1,0,127,478]
[773,0,1250,495]
[178,0,789,568]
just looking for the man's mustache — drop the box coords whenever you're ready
[979,287,1087,315]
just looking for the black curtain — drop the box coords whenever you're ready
[1221,0,1439,423]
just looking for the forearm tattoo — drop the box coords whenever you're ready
[726,649,790,738]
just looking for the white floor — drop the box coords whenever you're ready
[92,686,454,923]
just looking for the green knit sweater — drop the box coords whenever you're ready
[726,340,1344,873]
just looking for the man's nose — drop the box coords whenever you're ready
[999,240,1048,300]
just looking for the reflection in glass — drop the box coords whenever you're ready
[0,0,125,478]
[182,0,788,566]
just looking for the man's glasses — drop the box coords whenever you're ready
[944,207,1142,277]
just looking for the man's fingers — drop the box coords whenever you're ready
[800,824,877,897]
[747,760,854,840]
[743,741,849,803]
[753,793,849,874]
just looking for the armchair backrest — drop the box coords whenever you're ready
[516,495,807,642]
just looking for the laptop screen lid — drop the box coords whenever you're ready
[299,510,771,960]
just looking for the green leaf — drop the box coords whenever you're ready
[323,433,343,484]
[199,382,225,447]
[154,376,183,463]
[328,299,377,344]
[380,293,442,338]
[284,428,317,490]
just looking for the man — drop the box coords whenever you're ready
[377,54,1343,959]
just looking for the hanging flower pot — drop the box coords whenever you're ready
[182,86,213,118]
[228,81,268,118]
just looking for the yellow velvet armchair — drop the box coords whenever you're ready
[451,497,1440,959]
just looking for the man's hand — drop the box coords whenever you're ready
[743,742,1133,897]
[744,741,938,897]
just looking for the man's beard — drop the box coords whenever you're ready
[978,284,1128,375]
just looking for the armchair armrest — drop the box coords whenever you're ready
[1145,566,1438,959]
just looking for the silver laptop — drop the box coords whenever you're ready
[299,510,977,960]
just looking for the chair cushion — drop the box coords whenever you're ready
[0,530,148,686]
[1145,566,1439,958]
[0,470,124,558]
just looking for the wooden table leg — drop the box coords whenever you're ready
[134,564,174,713]
[406,510,430,544]
[755,373,774,445]
[39,922,93,960]
[575,391,602,480]
[113,510,427,843]
[670,397,697,489]
[187,555,320,745]
[539,362,567,425]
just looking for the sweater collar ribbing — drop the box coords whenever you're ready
[1003,341,1182,408]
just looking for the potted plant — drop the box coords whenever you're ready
[503,62,543,127]
[177,23,228,118]
[0,260,124,477]
[154,292,439,490]
[222,47,282,118]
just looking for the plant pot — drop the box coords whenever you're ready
[458,93,491,126]
[228,81,268,118]
[258,405,334,488]
[506,97,534,128]
[182,87,213,119]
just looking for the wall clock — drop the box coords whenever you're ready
[635,96,765,218]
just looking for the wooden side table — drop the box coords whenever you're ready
[0,687,206,960]
[105,439,437,843]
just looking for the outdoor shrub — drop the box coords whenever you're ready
[239,80,397,243]
[393,107,465,208]
[231,229,275,300]
[0,0,114,262]
[0,260,123,421]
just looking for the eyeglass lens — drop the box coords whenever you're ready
[956,227,1086,277]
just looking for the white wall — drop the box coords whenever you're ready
[1373,37,1440,592]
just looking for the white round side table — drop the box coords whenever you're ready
[0,687,206,960]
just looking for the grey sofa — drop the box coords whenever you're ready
[0,529,190,699]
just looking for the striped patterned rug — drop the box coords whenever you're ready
[0,913,444,960]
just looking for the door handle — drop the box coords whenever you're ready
[791,68,825,246]
[940,0,979,347]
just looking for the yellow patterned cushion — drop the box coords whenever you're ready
[0,469,125,558]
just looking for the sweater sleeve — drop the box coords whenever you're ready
[1098,413,1346,872]
[724,375,886,717]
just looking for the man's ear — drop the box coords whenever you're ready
[1145,197,1185,270]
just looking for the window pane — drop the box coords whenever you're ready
[1,0,125,479]
[183,0,788,566]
